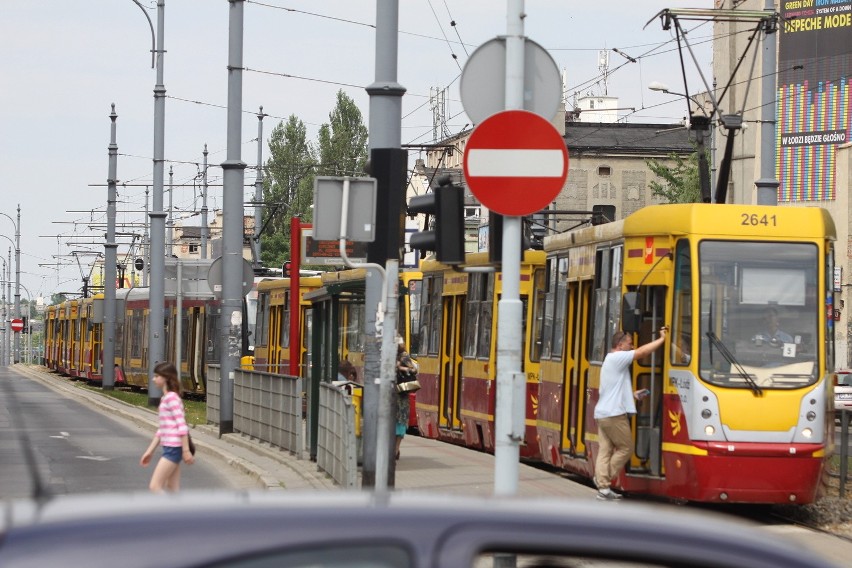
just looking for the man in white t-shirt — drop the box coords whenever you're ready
[594,326,667,501]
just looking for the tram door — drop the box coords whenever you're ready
[566,279,593,456]
[188,308,204,391]
[439,294,464,431]
[630,285,666,477]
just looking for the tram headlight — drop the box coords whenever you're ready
[704,425,715,435]
[806,410,817,422]
[801,428,813,439]
[701,409,711,419]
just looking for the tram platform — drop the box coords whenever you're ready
[15,364,593,498]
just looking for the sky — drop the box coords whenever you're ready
[0,0,712,306]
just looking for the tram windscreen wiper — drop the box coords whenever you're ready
[706,331,763,396]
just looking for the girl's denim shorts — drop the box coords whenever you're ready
[162,445,182,464]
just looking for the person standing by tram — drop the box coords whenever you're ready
[594,326,667,501]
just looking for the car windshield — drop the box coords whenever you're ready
[698,241,819,390]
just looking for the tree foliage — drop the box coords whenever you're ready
[259,91,369,268]
[646,147,706,204]
[260,115,315,267]
[316,91,369,177]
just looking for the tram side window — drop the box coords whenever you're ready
[464,273,493,359]
[130,310,143,359]
[477,275,494,359]
[539,258,557,360]
[671,239,692,366]
[530,268,546,362]
[256,292,269,348]
[407,279,423,357]
[551,256,569,360]
[463,276,480,358]
[589,245,623,363]
[419,276,443,356]
[280,292,291,350]
[207,306,221,363]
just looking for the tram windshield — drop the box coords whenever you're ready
[698,241,819,389]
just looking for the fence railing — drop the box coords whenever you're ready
[836,409,851,497]
[206,365,359,487]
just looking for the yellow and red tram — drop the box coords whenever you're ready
[415,251,546,459]
[535,203,834,503]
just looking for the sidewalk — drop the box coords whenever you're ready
[15,364,594,498]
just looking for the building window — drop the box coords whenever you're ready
[598,166,612,177]
[189,243,199,254]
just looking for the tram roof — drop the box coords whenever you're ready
[544,204,836,252]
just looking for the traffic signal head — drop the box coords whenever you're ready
[283,261,292,278]
[408,175,465,265]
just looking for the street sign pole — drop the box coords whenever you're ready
[494,0,526,498]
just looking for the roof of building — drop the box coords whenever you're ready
[564,121,693,155]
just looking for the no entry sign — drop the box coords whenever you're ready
[463,110,568,216]
[10,318,23,332]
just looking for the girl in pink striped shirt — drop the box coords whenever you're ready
[140,362,195,492]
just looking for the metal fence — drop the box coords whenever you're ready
[316,382,358,488]
[233,368,304,455]
[837,409,851,497]
[206,365,359,487]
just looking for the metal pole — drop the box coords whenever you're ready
[1,258,5,366]
[201,145,209,260]
[167,165,174,257]
[755,0,779,206]
[147,0,166,405]
[494,0,526,497]
[103,104,119,390]
[176,260,182,384]
[7,249,11,367]
[363,0,406,489]
[253,107,264,270]
[13,205,20,364]
[219,0,247,435]
[143,186,150,287]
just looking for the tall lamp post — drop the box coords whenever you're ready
[0,256,6,366]
[648,82,714,203]
[14,282,36,364]
[0,207,21,363]
[130,0,166,405]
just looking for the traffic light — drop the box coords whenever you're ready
[283,261,292,278]
[408,175,465,265]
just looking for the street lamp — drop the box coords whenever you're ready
[0,255,6,366]
[0,237,16,365]
[648,82,713,203]
[0,207,21,363]
[648,81,712,118]
[15,281,37,365]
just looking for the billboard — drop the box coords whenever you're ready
[778,1,852,201]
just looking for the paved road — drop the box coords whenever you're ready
[9,364,852,566]
[0,366,256,498]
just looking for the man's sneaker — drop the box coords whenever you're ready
[596,489,622,501]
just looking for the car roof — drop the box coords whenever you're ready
[0,491,834,568]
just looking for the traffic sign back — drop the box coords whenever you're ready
[463,110,568,216]
[10,318,23,332]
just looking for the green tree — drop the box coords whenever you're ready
[260,115,316,267]
[316,90,369,177]
[259,91,369,270]
[646,147,706,204]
